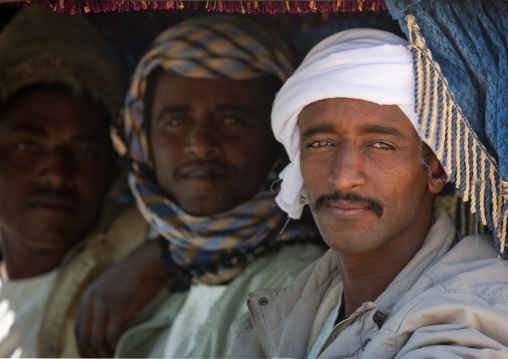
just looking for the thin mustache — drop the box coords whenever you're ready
[174,161,232,177]
[312,190,383,217]
[28,190,78,208]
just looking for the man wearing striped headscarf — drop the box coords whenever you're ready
[108,14,325,358]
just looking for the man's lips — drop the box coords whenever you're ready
[312,190,384,217]
[176,163,232,180]
[329,200,370,211]
[326,200,370,217]
[28,192,78,213]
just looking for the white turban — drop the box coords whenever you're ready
[272,28,424,219]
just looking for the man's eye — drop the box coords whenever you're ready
[309,140,331,148]
[371,142,394,150]
[14,141,39,152]
[222,116,245,125]
[163,117,186,127]
[75,148,97,160]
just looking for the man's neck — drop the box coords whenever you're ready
[336,217,433,319]
[0,234,67,280]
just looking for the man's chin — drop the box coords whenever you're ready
[179,196,237,217]
[318,219,379,248]
[326,236,383,255]
[19,231,83,252]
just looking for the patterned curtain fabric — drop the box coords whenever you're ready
[0,1,388,14]
[385,0,508,257]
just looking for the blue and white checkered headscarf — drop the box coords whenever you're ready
[118,14,295,169]
[112,14,319,285]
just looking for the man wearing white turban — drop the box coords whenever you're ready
[228,28,508,358]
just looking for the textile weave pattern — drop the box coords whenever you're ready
[384,0,508,257]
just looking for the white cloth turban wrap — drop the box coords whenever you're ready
[272,28,433,219]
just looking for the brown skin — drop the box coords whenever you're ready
[0,90,164,359]
[0,90,116,280]
[150,73,280,215]
[75,73,282,357]
[75,240,168,358]
[298,98,446,319]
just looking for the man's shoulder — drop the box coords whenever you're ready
[431,233,508,296]
[82,203,149,260]
[255,241,327,270]
[231,242,327,297]
[389,233,508,329]
[449,233,498,259]
[371,234,508,357]
[427,233,508,287]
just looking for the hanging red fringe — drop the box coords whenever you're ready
[0,1,387,14]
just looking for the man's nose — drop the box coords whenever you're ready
[38,149,74,189]
[328,143,366,191]
[184,123,221,160]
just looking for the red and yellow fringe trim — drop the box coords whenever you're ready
[0,0,387,14]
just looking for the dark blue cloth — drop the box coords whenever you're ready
[385,0,508,186]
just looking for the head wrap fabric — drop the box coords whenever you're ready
[384,0,508,258]
[114,14,318,286]
[271,28,426,219]
[132,160,320,286]
[0,5,125,119]
[117,13,296,169]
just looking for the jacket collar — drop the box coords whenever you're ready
[245,203,457,357]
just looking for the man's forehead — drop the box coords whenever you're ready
[298,98,415,135]
[153,73,276,109]
[156,71,276,91]
[1,120,108,143]
[0,93,109,142]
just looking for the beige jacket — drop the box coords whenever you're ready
[229,204,508,358]
[37,202,149,357]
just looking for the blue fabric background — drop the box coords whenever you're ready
[385,0,508,185]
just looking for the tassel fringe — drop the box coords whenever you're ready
[406,15,508,259]
[0,0,387,14]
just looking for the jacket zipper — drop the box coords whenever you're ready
[315,310,360,358]
[249,310,270,359]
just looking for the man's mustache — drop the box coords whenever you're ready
[312,190,383,217]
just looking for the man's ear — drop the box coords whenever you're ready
[427,152,447,194]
